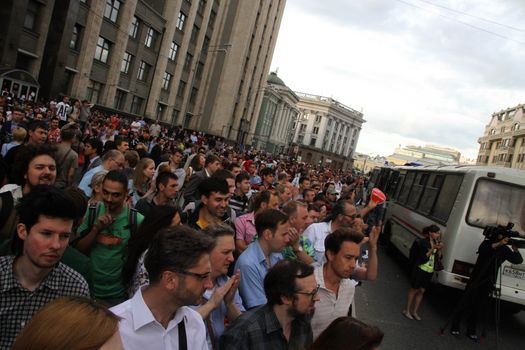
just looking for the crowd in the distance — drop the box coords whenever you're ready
[0,92,385,350]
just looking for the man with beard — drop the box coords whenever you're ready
[220,260,319,349]
[111,226,213,350]
[0,186,90,349]
[188,177,232,230]
[197,224,244,349]
[75,170,144,305]
[0,144,57,241]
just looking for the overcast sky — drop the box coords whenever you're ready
[270,0,525,159]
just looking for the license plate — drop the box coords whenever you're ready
[502,266,525,280]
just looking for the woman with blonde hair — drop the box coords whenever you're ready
[12,296,122,350]
[89,170,109,205]
[130,157,155,204]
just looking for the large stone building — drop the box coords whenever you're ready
[291,93,364,170]
[477,104,525,169]
[252,72,298,154]
[386,144,461,166]
[0,0,286,144]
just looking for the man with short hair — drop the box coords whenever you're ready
[282,201,315,264]
[259,167,275,190]
[235,209,290,309]
[303,188,316,204]
[115,136,129,154]
[229,171,251,216]
[135,171,179,217]
[3,121,48,166]
[111,226,212,350]
[80,138,103,177]
[155,148,186,191]
[75,170,144,305]
[221,260,319,349]
[310,227,379,339]
[0,186,90,349]
[78,150,125,197]
[198,224,244,348]
[184,154,222,205]
[47,117,61,144]
[0,107,26,146]
[275,183,293,208]
[54,127,78,188]
[304,200,357,264]
[234,190,280,254]
[56,95,70,127]
[294,176,310,200]
[227,163,242,177]
[188,177,232,230]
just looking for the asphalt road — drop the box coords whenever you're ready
[354,244,525,350]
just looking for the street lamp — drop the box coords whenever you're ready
[182,43,231,129]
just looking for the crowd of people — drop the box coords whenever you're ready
[0,94,386,350]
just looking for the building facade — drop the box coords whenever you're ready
[252,72,298,154]
[0,0,286,144]
[477,104,525,169]
[291,93,365,170]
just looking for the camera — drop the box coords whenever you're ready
[482,222,525,248]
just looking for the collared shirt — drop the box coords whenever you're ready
[304,221,333,264]
[235,212,257,244]
[192,275,245,349]
[111,288,208,350]
[310,265,355,339]
[78,164,104,197]
[229,193,249,216]
[0,256,90,349]
[235,242,283,309]
[220,304,313,350]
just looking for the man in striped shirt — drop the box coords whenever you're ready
[229,172,250,216]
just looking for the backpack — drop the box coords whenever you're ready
[75,202,139,244]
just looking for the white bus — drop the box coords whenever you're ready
[381,165,525,309]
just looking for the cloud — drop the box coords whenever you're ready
[271,0,525,159]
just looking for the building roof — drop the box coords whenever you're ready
[267,72,286,86]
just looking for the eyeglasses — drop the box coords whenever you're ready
[295,284,320,299]
[173,269,211,281]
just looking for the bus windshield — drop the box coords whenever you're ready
[467,178,525,234]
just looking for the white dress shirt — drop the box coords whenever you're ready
[110,288,208,350]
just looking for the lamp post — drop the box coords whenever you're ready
[182,43,231,129]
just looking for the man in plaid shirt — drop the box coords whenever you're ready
[0,186,89,349]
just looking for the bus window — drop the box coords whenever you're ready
[467,179,525,234]
[393,173,405,200]
[430,174,463,223]
[398,171,416,204]
[418,174,444,215]
[407,173,429,209]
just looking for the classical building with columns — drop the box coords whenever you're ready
[0,0,286,144]
[291,93,365,170]
[252,72,299,154]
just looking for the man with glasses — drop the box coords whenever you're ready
[304,200,357,264]
[111,225,213,350]
[78,150,125,197]
[221,260,319,349]
[75,170,143,306]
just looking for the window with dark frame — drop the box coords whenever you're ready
[121,52,133,74]
[129,16,139,38]
[169,42,179,61]
[176,12,186,31]
[94,37,110,63]
[104,0,121,23]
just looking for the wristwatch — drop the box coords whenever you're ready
[294,245,303,253]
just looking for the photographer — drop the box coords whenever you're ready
[450,227,523,341]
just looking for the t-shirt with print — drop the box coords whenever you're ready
[76,203,143,300]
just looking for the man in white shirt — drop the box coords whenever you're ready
[55,95,70,127]
[111,226,214,350]
[310,227,377,339]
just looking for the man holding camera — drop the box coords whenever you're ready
[450,229,523,341]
